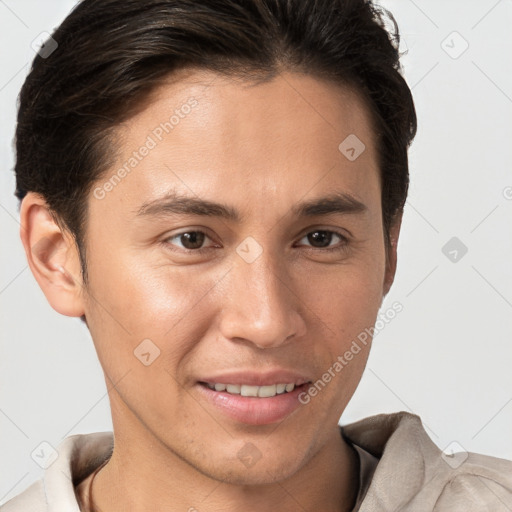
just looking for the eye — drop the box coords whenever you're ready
[296,230,349,252]
[163,230,216,253]
[161,228,349,255]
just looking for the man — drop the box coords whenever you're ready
[3,0,512,510]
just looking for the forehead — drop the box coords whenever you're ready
[91,68,380,223]
[134,68,377,147]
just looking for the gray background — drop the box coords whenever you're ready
[1,0,511,504]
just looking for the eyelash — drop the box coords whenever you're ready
[161,229,349,255]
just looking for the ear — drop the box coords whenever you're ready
[19,192,85,317]
[382,212,403,298]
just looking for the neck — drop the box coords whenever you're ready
[90,399,360,512]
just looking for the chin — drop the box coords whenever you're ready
[209,461,300,487]
[178,442,304,487]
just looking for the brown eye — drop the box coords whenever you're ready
[298,230,348,251]
[307,231,334,248]
[177,231,206,250]
[164,231,213,252]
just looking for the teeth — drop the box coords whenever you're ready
[257,385,276,398]
[226,384,241,394]
[206,382,297,397]
[276,384,286,394]
[241,385,259,397]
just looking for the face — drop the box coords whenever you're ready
[47,69,398,484]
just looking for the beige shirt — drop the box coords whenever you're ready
[342,412,512,511]
[2,411,511,511]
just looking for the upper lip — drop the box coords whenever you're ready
[198,369,312,387]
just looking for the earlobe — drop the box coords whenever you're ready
[19,192,86,317]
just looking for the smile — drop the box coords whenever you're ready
[203,382,297,397]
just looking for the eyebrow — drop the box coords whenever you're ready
[135,190,368,222]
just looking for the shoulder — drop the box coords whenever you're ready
[1,431,113,512]
[432,451,512,511]
[342,411,512,511]
[0,479,46,512]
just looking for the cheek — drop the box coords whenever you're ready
[82,248,225,370]
[296,247,385,381]
[304,257,385,330]
[298,266,382,407]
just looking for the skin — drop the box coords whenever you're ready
[20,68,401,512]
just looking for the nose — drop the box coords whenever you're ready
[218,247,307,350]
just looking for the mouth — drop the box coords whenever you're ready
[196,380,312,425]
[198,381,309,398]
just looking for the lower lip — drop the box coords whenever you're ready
[195,383,310,425]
